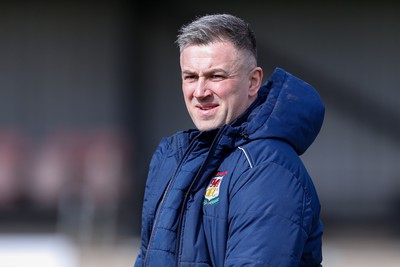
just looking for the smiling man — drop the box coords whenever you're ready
[135,14,325,267]
[180,41,262,131]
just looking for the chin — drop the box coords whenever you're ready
[195,122,222,132]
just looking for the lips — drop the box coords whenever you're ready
[197,104,218,110]
[195,103,219,117]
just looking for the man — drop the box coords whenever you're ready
[135,13,324,267]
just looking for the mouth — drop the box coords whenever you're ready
[194,103,219,117]
[196,104,219,110]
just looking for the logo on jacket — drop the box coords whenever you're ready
[203,171,227,205]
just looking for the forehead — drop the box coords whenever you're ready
[180,41,243,70]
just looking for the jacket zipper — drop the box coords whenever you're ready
[143,132,201,267]
[175,126,226,267]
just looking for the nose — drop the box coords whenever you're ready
[193,77,210,98]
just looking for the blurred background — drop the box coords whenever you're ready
[0,1,399,266]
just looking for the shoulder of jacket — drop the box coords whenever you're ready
[237,138,296,164]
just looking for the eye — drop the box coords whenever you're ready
[210,74,225,81]
[183,74,197,81]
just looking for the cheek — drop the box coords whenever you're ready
[218,82,247,101]
[225,86,250,111]
[182,85,193,99]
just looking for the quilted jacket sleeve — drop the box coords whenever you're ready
[225,161,322,267]
[134,137,171,267]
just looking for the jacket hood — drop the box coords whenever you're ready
[232,67,325,155]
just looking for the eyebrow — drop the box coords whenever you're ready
[182,68,229,76]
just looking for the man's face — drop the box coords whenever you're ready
[180,41,261,131]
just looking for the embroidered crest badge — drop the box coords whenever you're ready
[203,171,227,205]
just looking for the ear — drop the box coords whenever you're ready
[248,67,263,97]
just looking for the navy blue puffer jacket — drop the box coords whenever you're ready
[135,67,325,267]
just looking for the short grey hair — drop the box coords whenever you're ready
[176,14,258,62]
